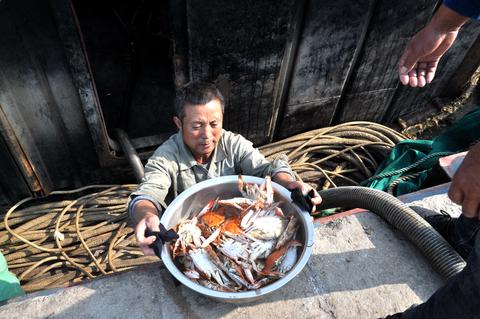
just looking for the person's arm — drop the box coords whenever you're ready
[448,143,480,219]
[398,4,469,87]
[130,153,173,255]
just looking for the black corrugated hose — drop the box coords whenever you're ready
[317,186,466,279]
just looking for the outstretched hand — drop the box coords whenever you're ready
[398,4,467,87]
[398,27,458,87]
[448,143,480,220]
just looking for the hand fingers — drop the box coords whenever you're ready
[426,62,437,84]
[399,63,412,86]
[136,228,157,256]
[417,62,427,87]
[448,185,464,205]
[461,198,480,219]
[448,187,480,219]
[408,69,418,87]
[310,189,322,205]
[287,181,306,193]
[398,46,417,83]
[287,181,322,213]
[399,73,410,86]
[145,218,161,232]
[135,218,159,256]
[135,221,147,242]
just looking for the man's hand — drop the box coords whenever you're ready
[448,143,480,219]
[398,5,467,87]
[132,198,161,256]
[287,180,322,214]
[135,212,161,256]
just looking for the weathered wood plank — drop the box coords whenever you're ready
[278,97,338,139]
[337,0,439,123]
[278,0,370,137]
[187,0,296,145]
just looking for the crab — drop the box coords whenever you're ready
[188,245,230,286]
[172,217,203,258]
[217,237,250,263]
[237,175,276,207]
[261,240,302,277]
[277,245,298,273]
[244,215,288,240]
[275,215,299,250]
[170,175,303,292]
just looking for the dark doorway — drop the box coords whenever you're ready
[72,0,176,139]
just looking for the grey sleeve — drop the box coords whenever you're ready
[130,154,173,210]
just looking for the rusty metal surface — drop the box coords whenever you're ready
[0,136,31,209]
[0,106,43,195]
[276,0,371,137]
[187,0,296,145]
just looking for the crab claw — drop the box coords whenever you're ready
[260,176,274,204]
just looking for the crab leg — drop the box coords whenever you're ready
[275,215,299,249]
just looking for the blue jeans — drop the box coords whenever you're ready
[402,217,480,319]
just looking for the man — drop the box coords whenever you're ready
[387,1,480,318]
[129,81,321,256]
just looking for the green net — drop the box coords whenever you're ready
[369,107,480,196]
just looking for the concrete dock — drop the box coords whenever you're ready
[1,184,459,319]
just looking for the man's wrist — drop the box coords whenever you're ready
[272,172,295,189]
[431,4,469,33]
[132,200,160,224]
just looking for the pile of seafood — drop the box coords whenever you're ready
[170,176,302,292]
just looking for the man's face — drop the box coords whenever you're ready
[174,99,223,163]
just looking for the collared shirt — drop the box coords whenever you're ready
[129,129,294,219]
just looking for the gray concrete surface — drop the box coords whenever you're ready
[1,190,460,319]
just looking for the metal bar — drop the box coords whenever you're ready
[270,0,308,142]
[114,129,145,183]
[0,104,44,194]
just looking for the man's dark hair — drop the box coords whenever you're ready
[174,81,225,120]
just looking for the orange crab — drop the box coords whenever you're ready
[200,207,225,228]
[221,216,244,235]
